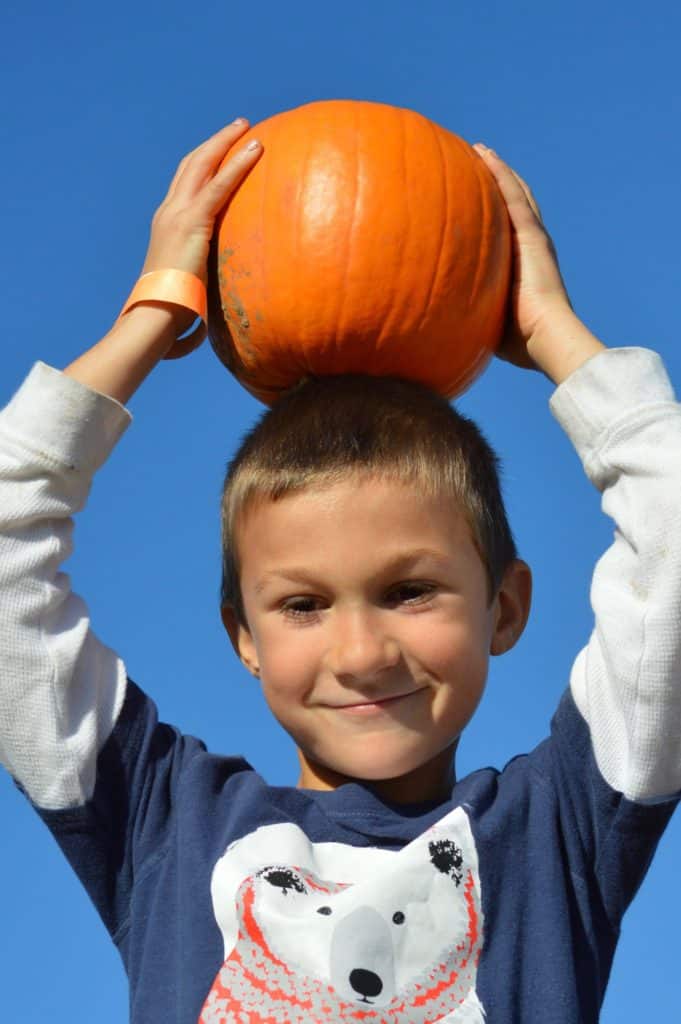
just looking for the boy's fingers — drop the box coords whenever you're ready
[473,144,544,232]
[165,152,193,197]
[198,140,263,217]
[474,144,569,318]
[507,167,542,222]
[166,120,252,200]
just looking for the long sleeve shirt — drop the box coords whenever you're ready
[1,347,680,1023]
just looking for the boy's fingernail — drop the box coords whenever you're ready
[473,142,488,152]
[247,139,262,151]
[232,117,248,125]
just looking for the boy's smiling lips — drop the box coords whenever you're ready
[323,688,427,714]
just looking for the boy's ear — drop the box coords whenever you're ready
[490,559,532,656]
[221,604,260,678]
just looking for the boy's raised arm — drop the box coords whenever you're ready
[0,121,262,809]
[477,142,681,804]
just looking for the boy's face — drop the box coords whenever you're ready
[223,474,529,804]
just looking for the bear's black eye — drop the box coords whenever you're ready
[259,867,307,895]
[317,905,333,915]
[392,911,405,925]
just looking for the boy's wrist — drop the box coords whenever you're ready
[113,302,180,344]
[526,304,606,386]
[63,304,181,404]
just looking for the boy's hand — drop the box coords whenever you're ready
[64,120,262,403]
[474,144,604,384]
[141,119,263,359]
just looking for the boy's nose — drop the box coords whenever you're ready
[324,607,401,681]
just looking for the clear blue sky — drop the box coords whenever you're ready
[2,1,680,1020]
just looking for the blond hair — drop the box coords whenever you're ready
[220,374,517,623]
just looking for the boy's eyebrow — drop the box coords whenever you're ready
[253,568,319,594]
[253,549,453,594]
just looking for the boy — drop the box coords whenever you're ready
[1,118,680,1022]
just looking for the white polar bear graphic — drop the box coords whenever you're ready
[200,806,485,1023]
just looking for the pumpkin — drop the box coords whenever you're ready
[207,100,511,405]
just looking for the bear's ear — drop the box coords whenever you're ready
[258,866,308,895]
[429,839,464,886]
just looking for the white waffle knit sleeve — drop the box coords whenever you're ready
[551,347,681,802]
[0,362,132,809]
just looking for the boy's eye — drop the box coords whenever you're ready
[280,596,321,617]
[386,582,436,605]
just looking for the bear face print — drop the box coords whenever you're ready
[200,806,485,1023]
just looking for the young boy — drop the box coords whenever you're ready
[1,118,680,1023]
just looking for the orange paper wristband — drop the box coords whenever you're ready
[119,269,207,323]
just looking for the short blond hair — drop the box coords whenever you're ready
[220,374,517,623]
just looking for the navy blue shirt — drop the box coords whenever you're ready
[32,678,676,1023]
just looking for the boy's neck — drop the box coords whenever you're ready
[296,744,458,806]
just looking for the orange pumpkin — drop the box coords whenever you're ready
[207,100,511,405]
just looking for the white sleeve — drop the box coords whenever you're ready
[550,346,681,802]
[0,362,132,810]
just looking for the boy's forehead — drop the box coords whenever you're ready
[239,474,467,534]
[237,475,477,569]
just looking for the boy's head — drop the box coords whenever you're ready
[220,374,531,802]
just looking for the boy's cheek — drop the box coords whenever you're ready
[256,635,317,701]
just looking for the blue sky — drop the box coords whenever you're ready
[2,1,680,1020]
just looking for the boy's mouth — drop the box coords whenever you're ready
[331,689,424,714]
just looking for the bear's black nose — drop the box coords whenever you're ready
[349,968,383,1000]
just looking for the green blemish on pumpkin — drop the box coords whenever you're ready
[222,289,255,360]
